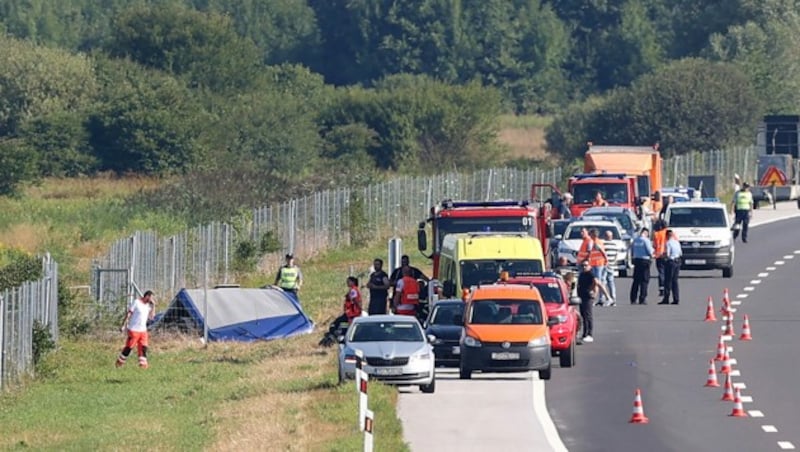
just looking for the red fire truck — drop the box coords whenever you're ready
[417,200,550,278]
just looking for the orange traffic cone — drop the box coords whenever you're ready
[714,336,726,361]
[720,350,732,374]
[724,315,735,337]
[704,296,717,322]
[629,388,649,424]
[704,359,720,387]
[739,314,753,341]
[720,373,734,401]
[729,388,747,417]
[721,289,731,315]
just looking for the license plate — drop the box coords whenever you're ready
[685,259,706,265]
[451,346,461,355]
[491,352,520,360]
[374,367,403,376]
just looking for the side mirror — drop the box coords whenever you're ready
[417,223,427,251]
[554,234,563,240]
[569,296,581,306]
[427,334,437,343]
[453,314,463,326]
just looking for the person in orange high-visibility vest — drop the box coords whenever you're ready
[393,266,420,316]
[321,277,363,346]
[652,220,668,296]
[587,228,609,306]
[577,228,592,263]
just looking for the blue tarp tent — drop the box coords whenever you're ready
[152,286,314,342]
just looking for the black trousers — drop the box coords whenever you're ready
[662,259,681,303]
[580,296,593,337]
[656,258,666,291]
[367,297,387,315]
[630,258,651,304]
[733,210,750,241]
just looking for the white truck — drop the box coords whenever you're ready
[664,200,734,278]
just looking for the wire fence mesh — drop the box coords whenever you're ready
[90,145,757,309]
[1,254,59,391]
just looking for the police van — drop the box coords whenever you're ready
[663,199,734,278]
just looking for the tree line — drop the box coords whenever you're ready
[1,0,798,216]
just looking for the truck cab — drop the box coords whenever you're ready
[568,173,639,217]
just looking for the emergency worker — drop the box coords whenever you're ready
[732,182,754,243]
[393,266,421,316]
[275,254,302,296]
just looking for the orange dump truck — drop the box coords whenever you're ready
[583,143,662,199]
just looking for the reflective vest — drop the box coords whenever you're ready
[344,288,362,321]
[734,190,753,211]
[577,237,592,262]
[396,276,420,315]
[652,230,678,258]
[278,266,300,289]
[588,239,607,267]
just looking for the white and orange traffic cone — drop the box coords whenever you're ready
[720,373,735,401]
[704,359,720,387]
[704,296,717,322]
[724,314,735,337]
[729,388,747,417]
[714,335,727,361]
[721,289,731,316]
[720,350,733,374]
[629,388,649,424]
[739,314,753,341]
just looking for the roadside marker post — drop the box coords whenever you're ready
[363,408,374,452]
[355,349,369,431]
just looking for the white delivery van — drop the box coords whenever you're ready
[664,200,734,278]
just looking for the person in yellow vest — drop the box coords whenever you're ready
[275,253,303,296]
[731,182,754,243]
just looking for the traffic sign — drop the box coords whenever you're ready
[759,166,788,186]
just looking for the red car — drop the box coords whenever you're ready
[506,273,581,367]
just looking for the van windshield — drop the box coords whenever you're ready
[460,260,543,288]
[668,207,727,227]
[469,299,543,325]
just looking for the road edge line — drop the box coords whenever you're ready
[532,375,569,452]
[750,212,800,228]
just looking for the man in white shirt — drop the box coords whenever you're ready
[116,290,156,369]
[658,231,682,305]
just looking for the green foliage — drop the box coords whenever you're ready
[258,231,282,254]
[348,191,370,247]
[0,138,40,196]
[0,247,41,290]
[19,111,98,177]
[233,240,258,273]
[32,320,56,366]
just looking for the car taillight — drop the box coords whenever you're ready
[344,354,357,364]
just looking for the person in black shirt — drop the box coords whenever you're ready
[577,260,602,343]
[366,258,390,315]
[389,255,429,285]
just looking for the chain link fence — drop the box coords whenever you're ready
[90,145,757,309]
[1,254,59,391]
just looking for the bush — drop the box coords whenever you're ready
[233,240,258,273]
[0,246,41,290]
[32,320,56,366]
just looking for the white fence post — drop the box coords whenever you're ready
[355,349,368,431]
[363,408,374,452]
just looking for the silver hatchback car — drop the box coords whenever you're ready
[338,315,436,393]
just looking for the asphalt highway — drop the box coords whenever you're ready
[399,203,800,452]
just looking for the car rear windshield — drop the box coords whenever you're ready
[430,304,464,325]
[469,299,543,325]
[668,207,727,227]
[350,322,424,342]
[565,225,620,240]
[532,282,563,304]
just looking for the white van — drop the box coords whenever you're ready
[664,201,734,278]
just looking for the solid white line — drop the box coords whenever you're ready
[750,410,765,417]
[737,293,748,299]
[767,266,777,271]
[731,301,742,306]
[758,272,770,277]
[762,425,778,432]
[730,370,741,376]
[751,279,762,284]
[778,441,795,450]
[776,261,785,265]
[741,395,753,403]
[733,382,746,389]
[744,287,755,291]
[532,376,568,452]
[784,255,795,259]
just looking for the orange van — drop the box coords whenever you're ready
[458,283,555,380]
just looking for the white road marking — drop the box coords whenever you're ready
[737,293,748,299]
[762,425,777,432]
[532,376,568,452]
[795,250,800,254]
[731,301,742,306]
[722,335,733,341]
[750,279,761,284]
[758,272,769,277]
[730,308,738,313]
[775,261,785,265]
[784,255,795,259]
[767,266,777,271]
[729,358,738,365]
[733,382,746,389]
[744,287,755,291]
[741,395,753,403]
[778,441,795,450]
[730,370,741,376]
[750,410,765,417]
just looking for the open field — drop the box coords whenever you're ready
[497,114,553,161]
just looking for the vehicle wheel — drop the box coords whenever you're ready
[539,364,552,381]
[559,338,575,368]
[722,266,733,278]
[420,377,436,394]
[459,364,472,380]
